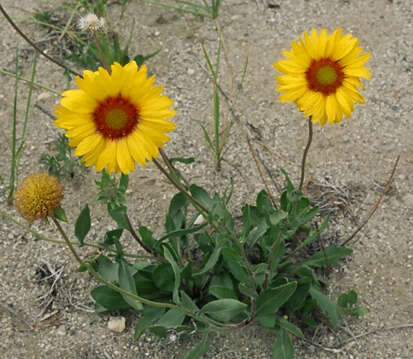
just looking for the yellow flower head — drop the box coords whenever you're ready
[14,173,64,223]
[55,61,177,174]
[274,28,371,125]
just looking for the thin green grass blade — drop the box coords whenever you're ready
[16,51,39,167]
[7,49,20,204]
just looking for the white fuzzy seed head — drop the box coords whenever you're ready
[78,13,105,32]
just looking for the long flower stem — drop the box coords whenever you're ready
[92,31,110,72]
[153,158,209,216]
[299,116,313,191]
[52,217,84,266]
[124,212,153,255]
[0,69,60,95]
[0,210,149,259]
[159,148,190,187]
[0,4,80,77]
[49,215,218,328]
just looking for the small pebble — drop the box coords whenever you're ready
[108,316,126,333]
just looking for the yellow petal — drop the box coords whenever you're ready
[318,29,328,58]
[274,59,307,74]
[141,118,177,132]
[60,90,97,114]
[117,139,135,174]
[325,95,339,123]
[82,138,106,167]
[335,88,354,117]
[279,86,307,102]
[134,130,159,159]
[127,132,147,167]
[96,140,117,172]
[66,122,96,138]
[74,133,104,156]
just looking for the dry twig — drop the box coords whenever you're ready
[341,155,400,246]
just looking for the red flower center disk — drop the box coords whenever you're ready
[305,58,344,95]
[93,95,139,139]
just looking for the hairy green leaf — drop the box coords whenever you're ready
[272,328,294,359]
[257,282,297,316]
[201,299,247,322]
[303,246,352,268]
[75,204,91,246]
[91,285,130,311]
[309,286,339,327]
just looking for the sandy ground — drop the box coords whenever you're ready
[1,0,412,358]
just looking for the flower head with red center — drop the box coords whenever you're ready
[14,172,64,223]
[274,28,371,125]
[55,61,176,174]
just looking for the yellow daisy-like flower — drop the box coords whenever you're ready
[14,172,64,223]
[274,28,371,125]
[55,61,177,174]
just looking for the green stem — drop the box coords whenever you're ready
[52,217,84,265]
[159,148,190,187]
[153,158,209,216]
[0,69,60,94]
[92,31,110,72]
[299,116,313,191]
[49,214,218,329]
[0,210,149,259]
[7,50,19,205]
[124,212,153,255]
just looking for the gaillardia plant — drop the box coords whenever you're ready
[55,61,176,174]
[0,15,377,357]
[274,28,371,125]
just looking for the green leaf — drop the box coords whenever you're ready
[239,282,257,298]
[190,185,213,210]
[118,260,143,310]
[276,317,304,339]
[163,246,181,304]
[97,256,119,282]
[134,305,165,340]
[303,246,352,268]
[75,204,91,246]
[208,274,237,299]
[153,263,175,292]
[272,328,294,359]
[184,334,210,359]
[91,285,130,311]
[138,226,157,252]
[256,282,297,316]
[269,210,287,226]
[180,291,199,312]
[222,246,249,283]
[103,228,123,246]
[257,314,276,329]
[246,218,268,247]
[53,207,67,222]
[133,49,161,67]
[108,205,129,229]
[169,157,195,165]
[256,190,273,214]
[119,173,129,193]
[157,308,186,328]
[285,284,310,312]
[309,286,339,327]
[194,247,221,277]
[201,299,247,322]
[346,290,358,305]
[293,215,329,253]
